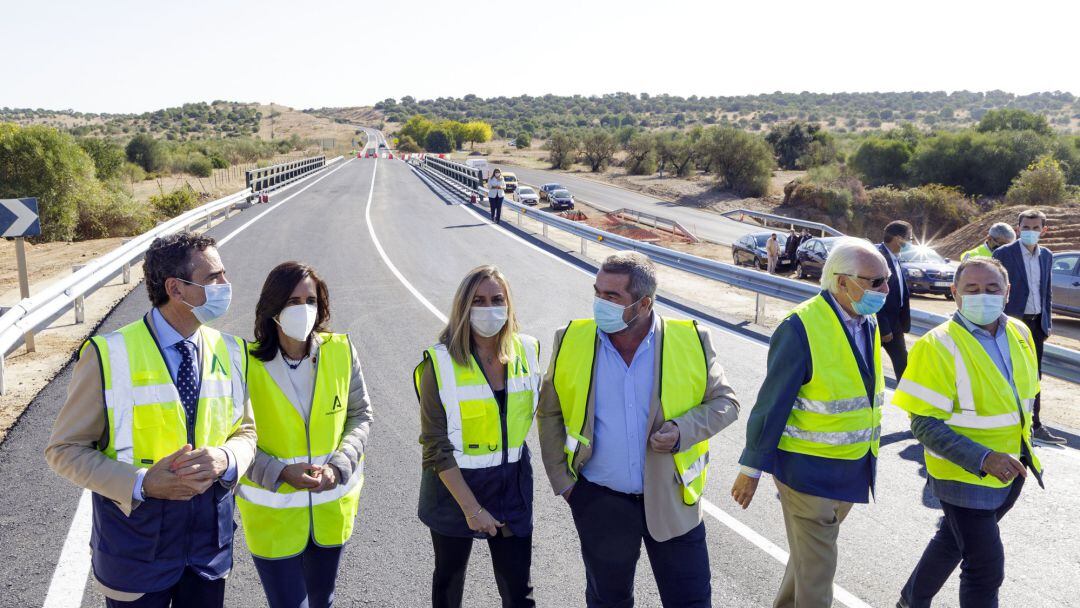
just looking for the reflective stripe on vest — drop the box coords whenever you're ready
[554,318,710,506]
[415,334,541,470]
[236,333,362,559]
[892,318,1042,487]
[779,294,884,460]
[962,243,993,261]
[89,318,245,467]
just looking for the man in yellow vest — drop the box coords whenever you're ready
[731,237,889,608]
[961,222,1015,261]
[537,251,741,607]
[893,257,1042,608]
[46,232,256,608]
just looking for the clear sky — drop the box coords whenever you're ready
[4,0,1077,114]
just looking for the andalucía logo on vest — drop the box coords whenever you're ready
[210,354,227,375]
[327,395,343,414]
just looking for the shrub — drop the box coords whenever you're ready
[907,129,1049,196]
[186,155,213,177]
[849,137,912,187]
[1006,156,1067,205]
[514,132,532,149]
[126,134,165,172]
[862,185,975,239]
[76,186,154,239]
[78,138,126,181]
[703,127,774,197]
[545,130,579,170]
[623,133,657,175]
[396,135,421,153]
[424,128,453,153]
[208,152,229,169]
[765,122,831,169]
[977,108,1052,137]
[150,185,200,218]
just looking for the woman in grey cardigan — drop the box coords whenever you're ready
[239,261,373,608]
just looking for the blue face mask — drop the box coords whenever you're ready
[177,278,232,324]
[1019,230,1041,247]
[959,293,1005,326]
[845,281,887,316]
[593,296,642,334]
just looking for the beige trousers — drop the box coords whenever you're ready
[773,479,854,608]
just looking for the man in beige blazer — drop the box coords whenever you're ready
[538,251,740,607]
[45,231,256,608]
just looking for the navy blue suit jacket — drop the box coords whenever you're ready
[992,240,1053,335]
[876,243,911,336]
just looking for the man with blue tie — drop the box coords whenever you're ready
[993,209,1065,445]
[877,220,913,379]
[732,238,888,608]
[47,232,256,607]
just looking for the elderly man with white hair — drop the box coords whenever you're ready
[731,237,890,608]
[962,223,1016,261]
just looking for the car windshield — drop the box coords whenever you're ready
[545,184,563,191]
[553,190,571,198]
[517,187,535,195]
[900,245,947,264]
[504,175,516,182]
[753,234,787,247]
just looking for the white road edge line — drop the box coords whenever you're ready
[41,157,356,608]
[394,160,872,608]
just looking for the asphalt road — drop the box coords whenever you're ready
[1,152,1078,607]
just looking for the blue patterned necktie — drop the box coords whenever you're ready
[175,340,199,428]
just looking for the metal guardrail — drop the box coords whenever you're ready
[609,208,699,242]
[0,155,343,394]
[415,156,1080,384]
[722,208,843,237]
[246,156,326,194]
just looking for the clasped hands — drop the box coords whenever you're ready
[143,444,229,501]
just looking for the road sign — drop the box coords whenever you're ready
[0,198,41,238]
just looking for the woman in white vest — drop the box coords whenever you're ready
[237,261,373,608]
[414,265,541,608]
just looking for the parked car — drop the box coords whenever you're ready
[539,183,566,202]
[732,231,790,270]
[1051,251,1080,318]
[899,245,956,298]
[549,189,575,210]
[502,172,518,193]
[794,236,843,279]
[514,186,539,206]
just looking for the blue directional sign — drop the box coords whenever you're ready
[0,198,41,238]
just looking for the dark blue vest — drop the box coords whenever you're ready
[91,482,235,593]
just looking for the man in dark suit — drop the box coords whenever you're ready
[993,208,1064,444]
[877,220,913,379]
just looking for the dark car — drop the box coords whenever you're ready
[899,245,957,298]
[732,232,790,270]
[539,183,565,202]
[1051,251,1080,318]
[794,236,844,279]
[549,189,575,210]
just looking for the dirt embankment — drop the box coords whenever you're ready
[935,205,1080,258]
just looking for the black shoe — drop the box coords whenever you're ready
[1032,426,1066,445]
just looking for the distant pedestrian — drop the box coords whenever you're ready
[784,229,801,262]
[878,220,913,379]
[766,233,781,274]
[487,168,506,225]
[415,265,541,608]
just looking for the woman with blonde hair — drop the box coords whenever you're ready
[413,265,540,608]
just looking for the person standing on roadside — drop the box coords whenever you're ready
[487,168,506,225]
[45,232,255,608]
[767,232,781,274]
[784,229,800,263]
[877,220,913,379]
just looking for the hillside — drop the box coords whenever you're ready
[308,91,1079,138]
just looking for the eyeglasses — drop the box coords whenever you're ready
[840,273,890,288]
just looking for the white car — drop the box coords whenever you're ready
[515,186,539,206]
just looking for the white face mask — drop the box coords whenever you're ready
[276,304,318,341]
[470,306,508,338]
[959,294,1006,327]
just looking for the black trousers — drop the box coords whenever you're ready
[105,568,225,608]
[489,196,504,224]
[1021,313,1047,427]
[568,477,711,607]
[883,331,909,379]
[430,529,534,608]
[252,542,344,608]
[901,477,1024,608]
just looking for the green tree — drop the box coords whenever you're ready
[396,135,422,153]
[400,115,434,149]
[545,130,579,170]
[1006,156,1067,205]
[78,138,126,180]
[850,137,912,187]
[908,129,1049,196]
[580,129,617,172]
[656,132,696,177]
[125,134,165,172]
[702,127,774,197]
[623,133,657,175]
[765,122,827,169]
[514,132,532,149]
[424,128,453,153]
[977,109,1052,137]
[463,121,493,149]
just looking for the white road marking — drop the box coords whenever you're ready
[41,157,356,608]
[384,160,873,608]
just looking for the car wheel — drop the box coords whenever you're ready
[758,257,767,270]
[797,263,806,279]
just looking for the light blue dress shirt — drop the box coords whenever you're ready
[132,309,237,502]
[580,314,658,494]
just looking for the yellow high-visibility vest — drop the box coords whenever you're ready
[413,333,541,469]
[779,294,884,460]
[553,318,710,506]
[236,333,363,559]
[962,243,993,261]
[893,317,1042,487]
[84,317,246,468]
